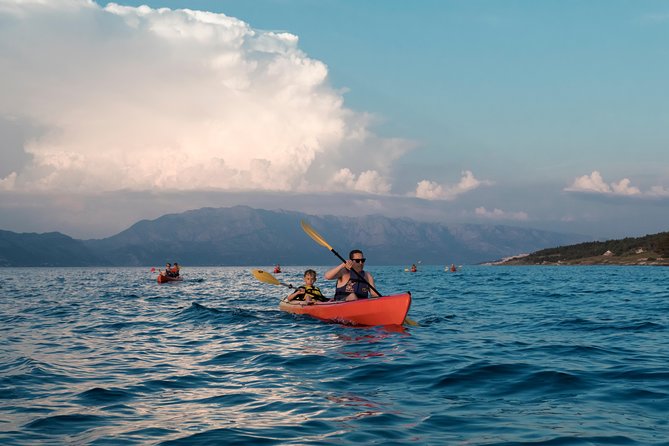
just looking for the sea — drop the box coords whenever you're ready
[0,265,667,445]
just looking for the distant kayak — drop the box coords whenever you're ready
[279,292,411,326]
[157,274,182,283]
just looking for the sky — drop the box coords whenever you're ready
[0,0,668,240]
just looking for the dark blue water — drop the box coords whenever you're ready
[1,266,667,445]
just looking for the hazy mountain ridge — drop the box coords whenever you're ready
[0,230,107,267]
[0,206,590,266]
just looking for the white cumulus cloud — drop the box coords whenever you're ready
[415,170,490,200]
[0,172,17,191]
[0,0,412,194]
[332,168,391,194]
[566,171,611,193]
[564,171,665,197]
[610,178,641,196]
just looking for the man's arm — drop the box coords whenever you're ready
[324,261,351,280]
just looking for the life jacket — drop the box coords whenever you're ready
[334,271,369,300]
[291,285,327,302]
[304,285,327,302]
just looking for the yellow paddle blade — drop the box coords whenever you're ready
[252,269,280,286]
[300,220,333,251]
[403,316,419,327]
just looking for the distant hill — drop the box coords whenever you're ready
[0,230,107,267]
[496,231,669,266]
[0,206,590,266]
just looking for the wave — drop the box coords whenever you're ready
[24,414,108,434]
[76,387,135,405]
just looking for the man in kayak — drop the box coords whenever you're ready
[325,249,380,301]
[171,262,180,277]
[286,269,328,304]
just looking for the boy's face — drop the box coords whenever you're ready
[304,274,316,285]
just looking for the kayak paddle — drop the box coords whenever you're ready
[300,220,418,327]
[252,269,296,290]
[252,269,323,301]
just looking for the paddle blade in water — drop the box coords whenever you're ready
[252,269,280,286]
[300,220,333,251]
[404,317,419,326]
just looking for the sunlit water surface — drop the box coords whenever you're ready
[1,266,667,445]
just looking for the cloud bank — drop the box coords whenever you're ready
[474,207,528,221]
[1,0,425,195]
[565,171,669,198]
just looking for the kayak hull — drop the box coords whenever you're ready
[279,292,411,326]
[157,274,182,283]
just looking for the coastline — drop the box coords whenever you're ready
[493,252,669,266]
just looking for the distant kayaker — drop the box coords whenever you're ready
[171,262,180,277]
[325,249,380,301]
[162,263,172,276]
[286,269,328,304]
[274,264,281,273]
[410,264,417,272]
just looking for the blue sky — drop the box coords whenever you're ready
[0,0,668,239]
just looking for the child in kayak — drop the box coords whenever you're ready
[286,269,328,304]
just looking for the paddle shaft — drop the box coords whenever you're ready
[329,248,382,297]
[266,277,322,298]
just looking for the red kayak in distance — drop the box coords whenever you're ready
[279,292,411,326]
[157,274,182,283]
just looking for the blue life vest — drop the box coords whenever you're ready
[334,271,369,300]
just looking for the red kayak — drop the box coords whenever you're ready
[157,274,182,283]
[279,292,411,326]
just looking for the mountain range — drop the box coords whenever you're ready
[0,206,591,267]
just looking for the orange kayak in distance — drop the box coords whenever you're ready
[279,292,411,326]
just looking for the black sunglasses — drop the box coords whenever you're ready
[351,258,366,263]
